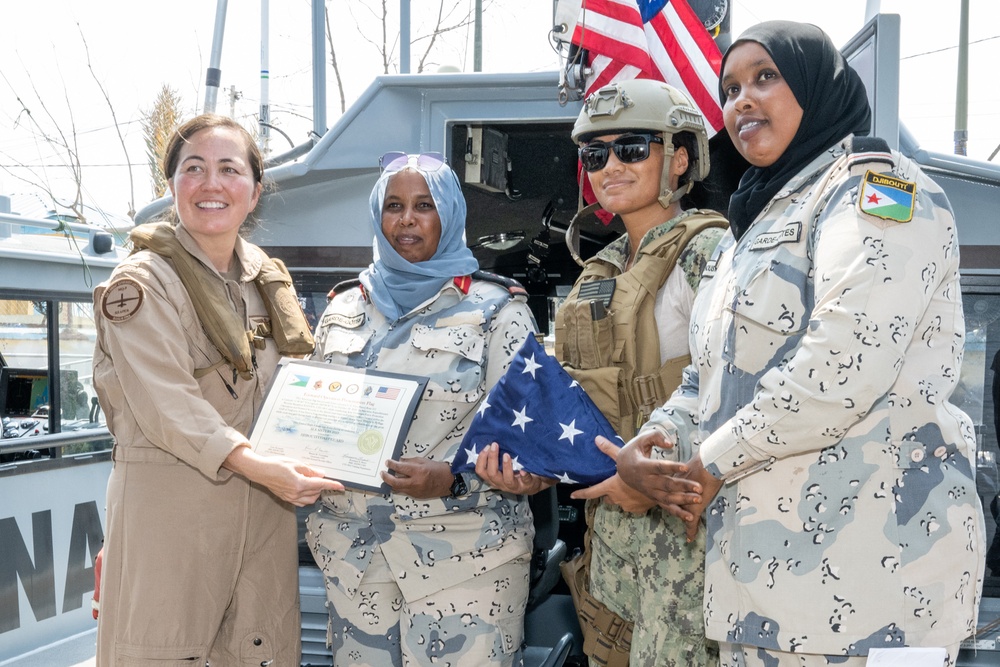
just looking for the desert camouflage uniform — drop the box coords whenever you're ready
[645,137,986,662]
[580,212,724,666]
[307,276,536,667]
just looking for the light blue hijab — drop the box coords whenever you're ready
[360,158,479,320]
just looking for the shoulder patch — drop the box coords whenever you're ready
[101,278,145,323]
[859,170,915,223]
[470,270,527,297]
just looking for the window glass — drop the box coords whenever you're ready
[0,299,48,370]
[58,301,104,434]
[1,298,109,458]
[962,290,1000,592]
[1,299,50,456]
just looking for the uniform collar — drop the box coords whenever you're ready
[770,138,849,200]
[379,276,469,320]
[595,209,699,271]
[175,223,263,282]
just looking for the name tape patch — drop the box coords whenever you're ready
[321,311,365,329]
[748,222,802,251]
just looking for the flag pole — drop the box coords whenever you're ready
[954,0,969,156]
[203,0,228,114]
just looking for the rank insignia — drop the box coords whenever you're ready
[859,170,915,222]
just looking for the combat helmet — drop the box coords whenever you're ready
[572,79,710,207]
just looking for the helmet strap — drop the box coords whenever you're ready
[657,136,682,208]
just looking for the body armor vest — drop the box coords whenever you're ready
[555,211,727,440]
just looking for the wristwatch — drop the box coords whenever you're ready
[449,473,468,498]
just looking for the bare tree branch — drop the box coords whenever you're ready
[1,65,86,221]
[78,24,136,219]
[381,0,391,74]
[324,2,347,114]
[413,0,493,73]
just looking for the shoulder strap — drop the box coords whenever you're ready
[645,211,728,261]
[471,269,528,297]
[637,211,728,292]
[327,278,362,300]
[129,222,256,381]
[845,135,895,172]
[253,256,315,356]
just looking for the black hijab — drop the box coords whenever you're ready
[720,21,871,239]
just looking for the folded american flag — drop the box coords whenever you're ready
[452,335,621,485]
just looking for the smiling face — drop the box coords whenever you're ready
[721,41,804,168]
[167,126,262,248]
[585,132,687,230]
[381,169,443,264]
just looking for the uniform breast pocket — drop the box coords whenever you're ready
[322,328,373,358]
[726,259,809,375]
[410,323,486,404]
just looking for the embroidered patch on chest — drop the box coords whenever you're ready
[748,222,802,251]
[859,170,915,222]
[321,312,365,329]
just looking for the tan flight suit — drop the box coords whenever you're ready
[93,224,300,666]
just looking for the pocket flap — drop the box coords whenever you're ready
[411,323,485,361]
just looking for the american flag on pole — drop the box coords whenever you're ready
[570,0,724,136]
[452,335,621,486]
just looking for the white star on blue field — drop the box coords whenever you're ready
[453,335,621,485]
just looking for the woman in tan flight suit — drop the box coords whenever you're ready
[92,114,342,666]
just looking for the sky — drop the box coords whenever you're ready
[0,0,997,225]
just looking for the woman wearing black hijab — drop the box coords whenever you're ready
[615,20,985,666]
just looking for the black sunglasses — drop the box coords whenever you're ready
[578,134,664,172]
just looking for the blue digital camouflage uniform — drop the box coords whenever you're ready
[644,137,986,662]
[583,212,724,667]
[307,276,536,667]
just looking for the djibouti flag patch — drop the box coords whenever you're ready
[859,170,915,222]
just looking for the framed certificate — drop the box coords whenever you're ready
[249,357,427,493]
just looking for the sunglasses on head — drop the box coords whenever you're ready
[578,134,664,172]
[379,151,447,174]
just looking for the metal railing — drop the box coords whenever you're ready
[0,426,112,456]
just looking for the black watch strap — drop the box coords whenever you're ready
[449,473,468,498]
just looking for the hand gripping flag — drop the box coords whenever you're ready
[452,335,621,486]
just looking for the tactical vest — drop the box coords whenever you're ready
[129,222,315,381]
[554,211,727,440]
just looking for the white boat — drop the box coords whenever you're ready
[0,199,126,666]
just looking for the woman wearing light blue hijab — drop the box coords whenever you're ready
[307,153,539,666]
[361,152,479,320]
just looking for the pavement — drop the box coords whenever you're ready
[0,629,96,667]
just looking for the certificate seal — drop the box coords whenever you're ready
[357,430,383,455]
